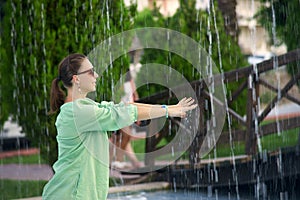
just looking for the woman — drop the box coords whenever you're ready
[42,53,197,199]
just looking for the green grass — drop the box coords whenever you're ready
[132,139,146,154]
[131,128,300,160]
[0,179,47,199]
[0,154,47,165]
[203,142,245,159]
[260,128,299,151]
[203,127,300,158]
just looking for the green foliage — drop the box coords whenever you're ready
[257,0,300,87]
[134,0,248,118]
[0,179,47,199]
[0,0,137,165]
[0,0,248,166]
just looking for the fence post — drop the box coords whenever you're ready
[189,83,206,165]
[245,72,259,155]
[145,118,158,166]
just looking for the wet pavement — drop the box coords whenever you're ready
[0,164,53,180]
[0,148,53,180]
[264,102,300,120]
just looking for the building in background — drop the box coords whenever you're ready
[0,116,28,151]
[125,0,287,64]
[236,0,286,64]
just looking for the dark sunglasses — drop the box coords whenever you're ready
[77,68,95,76]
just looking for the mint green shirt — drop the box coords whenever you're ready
[42,98,137,200]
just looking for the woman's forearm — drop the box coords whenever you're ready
[130,97,197,120]
[131,103,168,120]
[130,102,176,109]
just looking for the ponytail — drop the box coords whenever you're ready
[49,77,65,114]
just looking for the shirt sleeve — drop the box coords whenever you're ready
[73,98,137,133]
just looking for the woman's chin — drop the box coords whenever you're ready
[87,88,96,94]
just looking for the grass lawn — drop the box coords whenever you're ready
[131,127,300,160]
[0,179,47,200]
[203,127,299,158]
[0,154,47,165]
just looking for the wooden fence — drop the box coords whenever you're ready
[138,48,300,165]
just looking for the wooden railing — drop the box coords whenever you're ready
[138,48,300,165]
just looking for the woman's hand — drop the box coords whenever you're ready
[168,97,198,118]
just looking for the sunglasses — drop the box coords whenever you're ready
[77,68,95,76]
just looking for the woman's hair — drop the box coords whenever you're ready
[49,53,86,114]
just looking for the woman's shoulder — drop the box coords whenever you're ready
[59,98,97,111]
[74,98,96,105]
[74,98,116,108]
[69,98,132,110]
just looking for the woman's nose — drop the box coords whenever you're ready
[94,71,99,78]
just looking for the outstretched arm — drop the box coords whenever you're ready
[130,97,197,121]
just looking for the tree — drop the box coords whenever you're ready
[0,0,136,165]
[134,0,248,117]
[257,0,300,87]
[128,0,248,161]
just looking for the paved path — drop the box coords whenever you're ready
[264,103,300,120]
[0,148,53,180]
[16,182,170,200]
[0,148,39,159]
[0,164,53,180]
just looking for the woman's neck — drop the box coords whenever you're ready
[65,88,87,103]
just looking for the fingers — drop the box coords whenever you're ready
[179,97,195,106]
[182,104,197,112]
[177,97,193,107]
[170,97,197,118]
[179,97,196,108]
[186,98,195,106]
[181,101,198,117]
[178,97,187,105]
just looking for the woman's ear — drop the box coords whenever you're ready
[72,75,80,84]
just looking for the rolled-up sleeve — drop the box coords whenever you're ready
[73,99,137,133]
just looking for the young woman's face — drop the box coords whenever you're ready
[77,58,99,93]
